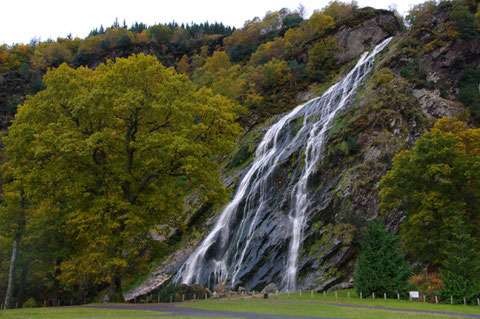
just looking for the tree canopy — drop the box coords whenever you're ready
[3,53,243,300]
[380,118,480,266]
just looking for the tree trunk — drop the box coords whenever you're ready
[107,276,125,302]
[4,233,20,309]
[4,188,26,310]
[16,263,28,308]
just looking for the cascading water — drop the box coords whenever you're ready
[174,37,392,291]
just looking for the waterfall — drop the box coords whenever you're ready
[174,37,392,291]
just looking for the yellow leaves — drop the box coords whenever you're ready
[5,52,244,286]
[305,12,335,37]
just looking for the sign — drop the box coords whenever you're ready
[409,291,419,298]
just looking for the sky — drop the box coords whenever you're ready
[1,0,426,45]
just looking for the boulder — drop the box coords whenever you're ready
[213,282,233,296]
[261,283,278,294]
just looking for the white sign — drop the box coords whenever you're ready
[409,291,419,298]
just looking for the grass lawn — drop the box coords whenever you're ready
[263,289,480,315]
[0,307,227,319]
[181,289,480,318]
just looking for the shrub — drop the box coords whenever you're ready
[458,69,480,112]
[450,1,478,39]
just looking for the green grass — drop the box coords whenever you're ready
[266,289,480,315]
[180,289,480,319]
[0,307,232,319]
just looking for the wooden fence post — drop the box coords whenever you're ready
[397,294,400,300]
[373,292,375,300]
[435,295,438,304]
[347,291,350,299]
[451,296,453,305]
[335,291,338,300]
[311,290,313,299]
[384,293,386,300]
[360,292,362,300]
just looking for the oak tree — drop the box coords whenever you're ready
[4,53,243,301]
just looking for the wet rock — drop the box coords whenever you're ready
[261,283,278,294]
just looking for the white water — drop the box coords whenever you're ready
[174,37,392,291]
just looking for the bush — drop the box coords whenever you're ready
[23,298,38,308]
[158,284,183,302]
[450,1,478,39]
[458,69,480,112]
[354,220,411,298]
[116,33,132,48]
[228,146,251,169]
[346,136,358,154]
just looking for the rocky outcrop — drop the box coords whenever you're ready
[332,9,401,64]
[124,273,170,301]
[128,3,479,297]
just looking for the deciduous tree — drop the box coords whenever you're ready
[380,118,480,265]
[4,53,243,301]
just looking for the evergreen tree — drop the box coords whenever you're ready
[354,220,411,297]
[440,217,480,304]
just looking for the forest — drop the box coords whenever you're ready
[1,0,480,308]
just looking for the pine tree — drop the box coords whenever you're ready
[354,220,411,297]
[440,217,480,304]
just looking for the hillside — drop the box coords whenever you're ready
[1,0,480,308]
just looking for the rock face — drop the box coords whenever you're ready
[130,3,478,297]
[332,9,401,64]
[124,273,170,301]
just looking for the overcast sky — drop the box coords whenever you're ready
[1,0,426,45]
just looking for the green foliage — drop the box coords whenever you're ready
[321,0,359,22]
[282,14,304,29]
[354,220,411,297]
[400,59,421,79]
[458,69,480,112]
[450,1,478,39]
[307,37,339,81]
[158,284,183,302]
[116,33,132,48]
[346,136,359,154]
[380,118,480,266]
[440,217,480,304]
[228,146,251,169]
[148,24,173,44]
[3,54,243,293]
